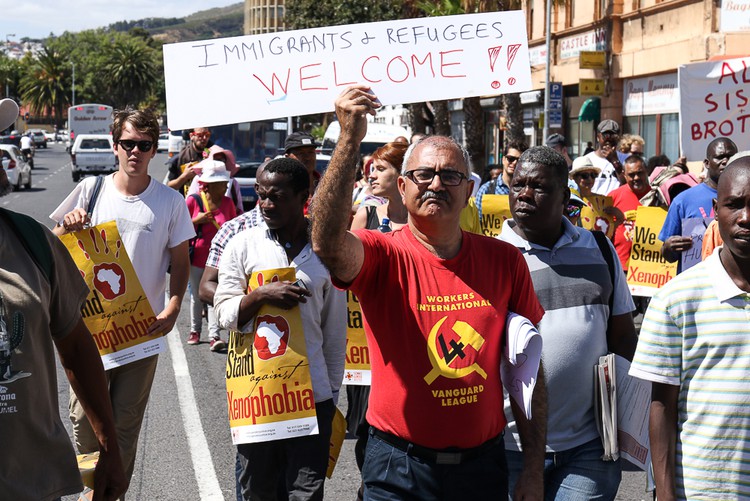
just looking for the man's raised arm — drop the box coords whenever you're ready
[311,86,380,284]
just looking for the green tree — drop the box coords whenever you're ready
[0,55,23,100]
[103,37,158,109]
[19,45,70,128]
[286,0,404,28]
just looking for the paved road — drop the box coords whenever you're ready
[6,144,651,500]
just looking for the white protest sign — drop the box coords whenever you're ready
[163,12,532,130]
[678,57,750,161]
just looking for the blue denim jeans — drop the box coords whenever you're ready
[362,430,508,501]
[505,438,621,501]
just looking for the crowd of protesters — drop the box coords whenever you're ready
[3,81,750,501]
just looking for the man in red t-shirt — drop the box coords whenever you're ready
[311,86,547,501]
[610,155,652,270]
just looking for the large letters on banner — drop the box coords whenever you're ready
[679,57,750,160]
[226,267,318,445]
[343,291,371,386]
[60,221,164,370]
[480,194,512,237]
[163,12,532,129]
[626,207,677,297]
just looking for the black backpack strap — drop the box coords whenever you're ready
[189,193,204,239]
[0,208,53,282]
[365,205,379,230]
[86,175,105,220]
[592,230,615,330]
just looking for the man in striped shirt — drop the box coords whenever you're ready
[630,153,750,500]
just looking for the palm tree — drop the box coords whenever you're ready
[19,45,70,128]
[104,37,157,109]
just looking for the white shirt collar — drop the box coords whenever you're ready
[707,247,748,302]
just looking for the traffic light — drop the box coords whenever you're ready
[24,112,29,121]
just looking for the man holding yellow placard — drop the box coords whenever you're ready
[51,108,195,494]
[214,157,345,501]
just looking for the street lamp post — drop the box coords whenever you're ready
[71,62,76,106]
[5,34,15,99]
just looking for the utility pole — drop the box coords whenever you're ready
[542,1,552,143]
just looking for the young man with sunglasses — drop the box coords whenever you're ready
[51,108,195,496]
[312,86,547,501]
[474,141,527,221]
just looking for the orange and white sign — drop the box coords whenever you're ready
[343,290,370,386]
[626,207,677,296]
[226,267,318,444]
[60,221,163,370]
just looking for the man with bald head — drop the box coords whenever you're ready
[311,86,547,501]
[631,153,750,500]
[660,137,738,264]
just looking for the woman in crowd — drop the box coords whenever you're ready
[185,159,237,350]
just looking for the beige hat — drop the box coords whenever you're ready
[197,160,231,183]
[569,156,601,177]
[0,99,19,131]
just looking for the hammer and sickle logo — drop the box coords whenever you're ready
[424,316,487,384]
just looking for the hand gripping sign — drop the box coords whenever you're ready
[60,221,164,370]
[226,267,318,445]
[163,11,532,130]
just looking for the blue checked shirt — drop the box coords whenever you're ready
[475,178,510,221]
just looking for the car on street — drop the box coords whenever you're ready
[0,130,23,147]
[158,132,169,152]
[44,131,56,142]
[70,134,117,182]
[28,129,47,148]
[0,144,32,191]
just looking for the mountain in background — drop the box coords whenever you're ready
[107,2,244,43]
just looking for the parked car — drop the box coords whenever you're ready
[70,134,117,182]
[234,163,260,211]
[158,132,169,152]
[0,144,32,191]
[28,129,47,148]
[0,130,23,147]
[44,131,56,142]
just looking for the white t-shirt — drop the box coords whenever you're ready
[20,136,32,149]
[586,151,621,195]
[50,174,195,312]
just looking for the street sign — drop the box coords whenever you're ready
[548,81,563,128]
[580,51,606,69]
[580,78,606,96]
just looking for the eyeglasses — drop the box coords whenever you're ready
[576,172,597,180]
[192,131,210,138]
[117,139,154,152]
[404,168,467,186]
[504,155,520,164]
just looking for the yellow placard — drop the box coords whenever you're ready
[626,207,677,296]
[326,408,347,479]
[343,290,371,386]
[226,267,318,444]
[581,195,615,238]
[480,194,512,238]
[60,221,162,370]
[580,78,606,96]
[579,51,606,69]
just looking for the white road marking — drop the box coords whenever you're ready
[167,328,226,500]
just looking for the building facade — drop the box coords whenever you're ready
[244,0,286,35]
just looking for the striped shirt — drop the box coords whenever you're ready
[630,248,750,500]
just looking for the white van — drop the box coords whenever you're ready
[168,129,187,158]
[322,122,410,157]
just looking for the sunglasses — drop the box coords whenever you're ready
[404,168,467,186]
[192,131,210,138]
[504,155,520,164]
[117,139,154,152]
[576,172,597,180]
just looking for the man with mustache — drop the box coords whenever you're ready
[659,137,738,265]
[0,98,127,501]
[312,86,547,501]
[499,146,637,500]
[630,152,750,500]
[586,119,624,195]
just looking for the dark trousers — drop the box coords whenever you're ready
[362,430,509,501]
[236,399,335,501]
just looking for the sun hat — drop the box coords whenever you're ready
[197,160,231,183]
[569,156,601,177]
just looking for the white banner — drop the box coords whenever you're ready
[678,57,750,161]
[720,0,750,32]
[623,73,679,116]
[163,12,532,130]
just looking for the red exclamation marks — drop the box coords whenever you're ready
[507,44,521,86]
[488,46,502,89]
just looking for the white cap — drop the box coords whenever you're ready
[197,160,231,183]
[0,99,19,131]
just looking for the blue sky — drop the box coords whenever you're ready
[1,0,240,40]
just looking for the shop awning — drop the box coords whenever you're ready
[578,98,600,122]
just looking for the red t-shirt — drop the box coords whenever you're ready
[345,226,543,449]
[186,194,236,267]
[610,184,643,269]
